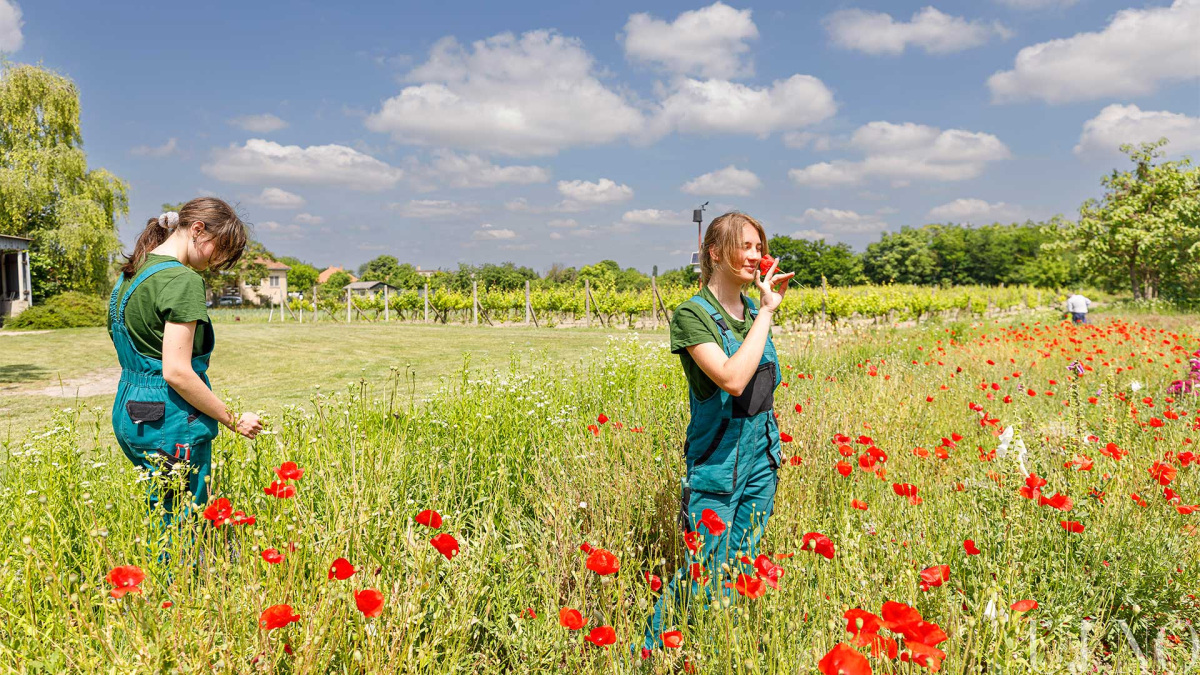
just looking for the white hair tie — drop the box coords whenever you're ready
[158,211,180,229]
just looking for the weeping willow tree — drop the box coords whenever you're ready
[0,62,129,299]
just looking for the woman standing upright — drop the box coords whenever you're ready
[109,198,262,531]
[640,212,795,656]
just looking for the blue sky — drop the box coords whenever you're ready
[3,0,1197,273]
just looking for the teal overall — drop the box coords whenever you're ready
[109,260,220,524]
[641,294,783,651]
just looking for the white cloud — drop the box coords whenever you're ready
[365,30,644,156]
[988,0,1200,104]
[928,198,1022,222]
[824,7,1010,56]
[130,138,179,158]
[247,187,306,209]
[391,199,482,219]
[681,165,762,196]
[994,0,1078,9]
[257,220,304,239]
[793,207,889,234]
[620,209,689,226]
[650,75,836,137]
[557,178,634,210]
[789,121,1011,187]
[783,131,833,151]
[203,139,404,191]
[0,0,23,52]
[294,213,324,225]
[229,114,289,133]
[409,149,550,188]
[1074,104,1200,156]
[547,218,579,228]
[472,224,517,240]
[621,2,758,79]
[549,231,564,240]
[792,229,826,241]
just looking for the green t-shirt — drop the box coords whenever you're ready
[669,285,764,401]
[108,254,211,360]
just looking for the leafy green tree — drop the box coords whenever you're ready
[657,265,698,287]
[768,236,865,286]
[278,256,318,294]
[542,263,578,286]
[1062,139,1200,301]
[320,270,352,299]
[390,263,425,290]
[578,260,620,288]
[0,63,130,299]
[359,255,400,284]
[861,227,939,284]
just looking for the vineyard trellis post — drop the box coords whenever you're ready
[346,290,351,323]
[423,282,429,323]
[821,275,829,328]
[524,280,531,326]
[471,274,478,327]
[268,299,274,322]
[651,275,659,329]
[584,279,591,328]
[312,287,318,323]
[384,286,389,322]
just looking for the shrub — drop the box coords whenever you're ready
[4,291,107,329]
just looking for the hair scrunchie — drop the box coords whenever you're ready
[158,211,180,229]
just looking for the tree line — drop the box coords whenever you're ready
[3,62,1198,308]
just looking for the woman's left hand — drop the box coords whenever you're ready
[754,259,796,313]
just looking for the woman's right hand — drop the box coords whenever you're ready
[754,259,795,314]
[236,412,263,439]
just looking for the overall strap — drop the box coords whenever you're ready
[115,260,185,324]
[688,295,731,335]
[743,294,759,320]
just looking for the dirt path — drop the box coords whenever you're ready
[3,367,120,398]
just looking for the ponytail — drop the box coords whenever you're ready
[121,217,173,277]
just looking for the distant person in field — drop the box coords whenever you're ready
[109,198,262,538]
[1066,292,1091,324]
[637,212,795,658]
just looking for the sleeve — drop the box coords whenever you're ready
[157,272,211,324]
[670,303,718,354]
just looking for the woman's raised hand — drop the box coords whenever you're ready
[754,259,795,313]
[236,412,263,439]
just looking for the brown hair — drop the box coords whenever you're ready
[121,197,248,277]
[699,212,769,284]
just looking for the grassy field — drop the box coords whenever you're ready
[0,323,654,438]
[3,310,1199,673]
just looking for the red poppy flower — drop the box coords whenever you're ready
[818,643,871,675]
[699,509,727,536]
[753,554,785,588]
[328,557,356,580]
[919,564,950,591]
[734,573,766,598]
[414,509,443,528]
[597,413,609,424]
[586,548,620,575]
[558,607,586,630]
[689,563,709,583]
[275,461,304,481]
[836,461,853,477]
[202,498,233,527]
[106,565,145,599]
[1149,462,1178,485]
[892,483,918,498]
[963,539,980,555]
[585,625,617,647]
[1038,492,1074,511]
[261,548,284,564]
[264,480,296,499]
[684,531,700,554]
[795,403,803,413]
[779,431,793,443]
[851,499,869,511]
[1101,442,1126,460]
[643,571,662,592]
[355,588,384,618]
[520,607,536,619]
[1011,599,1038,612]
[801,532,836,560]
[231,511,256,526]
[843,608,883,636]
[587,424,600,437]
[662,630,684,649]
[259,604,301,631]
[431,533,460,560]
[1060,520,1085,534]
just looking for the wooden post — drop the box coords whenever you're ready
[346,290,351,323]
[651,275,659,329]
[821,275,829,327]
[312,287,318,323]
[525,280,531,326]
[474,277,480,326]
[384,286,390,322]
[424,282,430,323]
[268,299,274,322]
[585,279,591,328]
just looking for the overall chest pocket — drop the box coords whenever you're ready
[732,362,776,419]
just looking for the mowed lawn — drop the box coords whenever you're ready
[0,323,665,436]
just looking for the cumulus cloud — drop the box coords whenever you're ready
[365,30,644,156]
[294,213,324,225]
[391,199,482,219]
[229,114,289,133]
[0,0,23,52]
[620,209,689,226]
[650,75,836,138]
[824,7,1010,56]
[472,224,517,240]
[247,187,305,209]
[792,207,889,234]
[130,138,179,158]
[1074,104,1200,156]
[203,139,404,191]
[556,178,634,211]
[789,121,1011,187]
[988,0,1200,104]
[257,220,304,239]
[928,198,1022,222]
[547,218,579,228]
[408,149,550,189]
[621,2,758,79]
[681,166,762,196]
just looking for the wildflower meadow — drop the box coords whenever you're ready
[3,314,1199,674]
